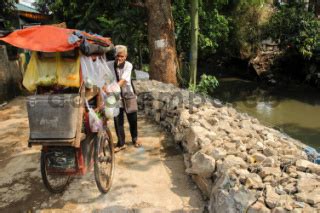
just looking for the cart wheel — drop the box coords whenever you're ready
[41,150,71,193]
[94,128,115,193]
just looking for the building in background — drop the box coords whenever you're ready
[15,2,50,28]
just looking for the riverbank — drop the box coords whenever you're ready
[135,79,320,212]
[212,77,320,149]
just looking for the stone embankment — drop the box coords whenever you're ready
[134,80,320,213]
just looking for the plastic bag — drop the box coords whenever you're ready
[106,81,121,93]
[104,107,120,119]
[105,95,117,106]
[85,100,103,132]
[35,52,58,86]
[99,56,115,85]
[88,108,103,132]
[104,107,115,119]
[57,54,81,87]
[23,52,58,91]
[22,52,39,91]
[104,81,121,106]
[80,55,115,88]
[23,51,81,91]
[101,89,120,119]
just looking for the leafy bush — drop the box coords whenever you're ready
[142,64,149,72]
[189,74,219,96]
[173,0,229,57]
[198,8,229,56]
[221,1,273,59]
[263,2,320,58]
[0,0,18,30]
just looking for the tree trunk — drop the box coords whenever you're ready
[315,0,320,17]
[138,42,142,70]
[145,0,178,85]
[190,0,199,86]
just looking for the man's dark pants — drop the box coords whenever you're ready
[113,108,138,147]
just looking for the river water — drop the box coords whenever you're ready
[213,78,320,149]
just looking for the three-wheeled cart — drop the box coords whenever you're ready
[27,82,115,193]
[0,25,116,194]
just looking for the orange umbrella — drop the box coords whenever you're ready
[0,25,78,52]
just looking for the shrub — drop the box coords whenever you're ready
[189,74,219,96]
[263,2,320,59]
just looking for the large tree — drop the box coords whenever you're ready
[144,0,178,85]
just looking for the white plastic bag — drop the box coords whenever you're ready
[103,82,121,107]
[85,100,103,132]
[104,106,120,119]
[101,89,120,118]
[105,95,117,106]
[106,81,121,93]
[104,107,115,119]
[80,56,115,88]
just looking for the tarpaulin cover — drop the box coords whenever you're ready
[0,25,77,52]
[0,25,112,52]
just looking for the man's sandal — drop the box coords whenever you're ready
[114,144,127,153]
[133,140,142,148]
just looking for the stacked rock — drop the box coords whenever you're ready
[134,80,320,212]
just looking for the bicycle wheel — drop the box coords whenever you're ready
[40,149,72,193]
[94,128,115,193]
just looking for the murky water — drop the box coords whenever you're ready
[213,78,320,149]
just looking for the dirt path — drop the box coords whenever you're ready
[0,97,205,212]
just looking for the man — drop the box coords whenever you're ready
[105,45,141,152]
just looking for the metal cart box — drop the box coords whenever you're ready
[27,94,80,140]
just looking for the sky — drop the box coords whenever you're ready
[19,0,35,8]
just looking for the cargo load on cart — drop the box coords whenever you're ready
[0,25,120,146]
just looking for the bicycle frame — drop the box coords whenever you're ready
[41,132,98,176]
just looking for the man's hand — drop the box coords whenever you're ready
[102,85,110,95]
[118,79,127,88]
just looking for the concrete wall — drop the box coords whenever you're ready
[0,45,22,103]
[134,80,320,213]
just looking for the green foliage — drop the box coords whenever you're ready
[220,0,271,59]
[34,0,320,86]
[188,82,197,93]
[172,0,229,56]
[263,2,320,58]
[34,0,54,15]
[0,0,17,29]
[197,74,219,95]
[189,74,219,96]
[98,5,148,68]
[34,0,148,67]
[173,0,229,87]
[173,0,190,55]
[142,64,149,72]
[198,8,229,56]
